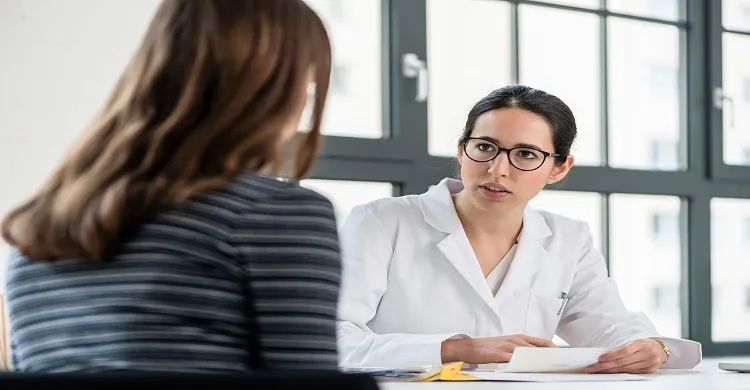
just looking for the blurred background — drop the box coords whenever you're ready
[1,0,749,356]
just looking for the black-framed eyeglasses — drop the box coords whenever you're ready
[462,137,561,172]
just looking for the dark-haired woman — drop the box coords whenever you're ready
[336,85,702,374]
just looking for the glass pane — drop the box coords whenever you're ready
[723,0,750,32]
[722,33,750,166]
[608,0,681,21]
[427,0,511,157]
[534,0,599,8]
[304,0,382,138]
[609,194,682,338]
[608,20,681,170]
[519,6,601,166]
[528,191,602,250]
[298,179,393,227]
[711,198,750,341]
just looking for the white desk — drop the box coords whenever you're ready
[380,357,750,390]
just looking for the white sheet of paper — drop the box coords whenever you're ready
[467,372,648,382]
[504,347,611,373]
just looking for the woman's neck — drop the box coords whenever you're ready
[453,192,524,243]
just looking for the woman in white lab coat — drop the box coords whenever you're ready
[336,85,702,374]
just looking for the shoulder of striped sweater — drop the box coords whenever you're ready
[230,173,333,205]
[5,248,29,272]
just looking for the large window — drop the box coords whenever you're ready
[300,0,750,356]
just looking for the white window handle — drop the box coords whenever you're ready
[402,53,428,102]
[714,87,735,128]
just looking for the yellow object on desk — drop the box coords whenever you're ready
[421,362,481,382]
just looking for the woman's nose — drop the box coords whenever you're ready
[488,152,511,177]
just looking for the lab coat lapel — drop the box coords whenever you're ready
[437,229,497,314]
[495,208,552,306]
[421,178,498,315]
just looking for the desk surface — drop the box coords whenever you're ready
[380,357,750,390]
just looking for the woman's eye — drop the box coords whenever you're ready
[477,143,495,152]
[517,150,538,159]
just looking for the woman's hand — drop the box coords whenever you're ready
[586,339,668,374]
[441,334,556,364]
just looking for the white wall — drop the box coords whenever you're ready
[0,0,161,285]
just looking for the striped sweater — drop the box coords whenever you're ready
[4,173,341,373]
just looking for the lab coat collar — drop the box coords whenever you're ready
[420,178,464,234]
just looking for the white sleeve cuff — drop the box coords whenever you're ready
[653,337,703,369]
[338,332,471,368]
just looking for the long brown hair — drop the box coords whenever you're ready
[1,0,332,261]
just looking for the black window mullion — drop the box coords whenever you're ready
[389,0,427,159]
[685,194,713,348]
[601,193,611,272]
[708,0,726,180]
[381,0,393,139]
[683,0,707,178]
[722,28,750,37]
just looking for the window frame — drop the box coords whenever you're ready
[305,0,750,356]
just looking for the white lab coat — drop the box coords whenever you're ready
[336,178,702,369]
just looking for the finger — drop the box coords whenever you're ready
[586,350,651,373]
[506,336,535,347]
[494,352,513,363]
[516,335,557,348]
[591,359,659,374]
[498,341,531,355]
[598,341,647,362]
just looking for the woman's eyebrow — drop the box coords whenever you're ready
[474,136,545,151]
[474,135,501,144]
[513,142,544,150]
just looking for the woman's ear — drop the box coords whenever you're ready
[457,145,464,166]
[548,155,574,184]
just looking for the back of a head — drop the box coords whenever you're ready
[1,0,332,261]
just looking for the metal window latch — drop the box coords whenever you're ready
[714,87,735,128]
[402,53,428,102]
